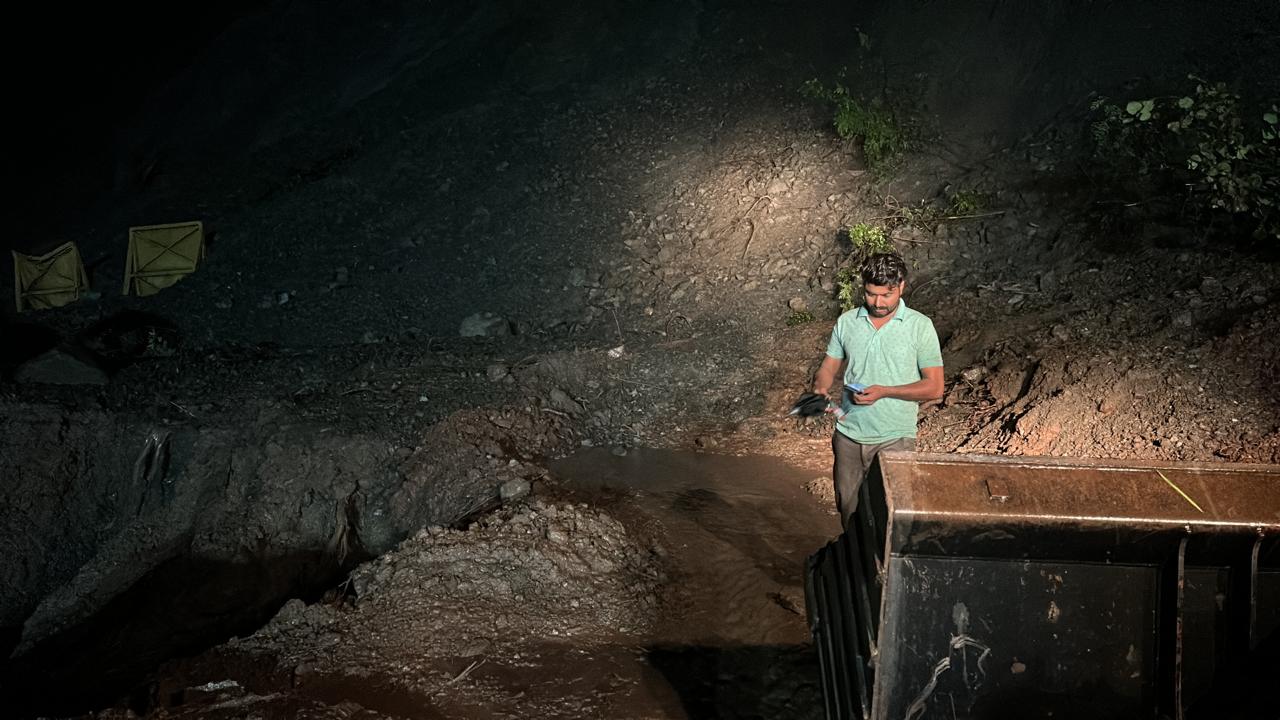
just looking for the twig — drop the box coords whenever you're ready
[911,276,945,295]
[447,659,485,685]
[740,194,772,216]
[540,407,571,418]
[654,336,697,349]
[937,210,1007,221]
[740,218,757,259]
[609,307,624,345]
[1094,197,1164,207]
[664,313,691,336]
[169,401,196,418]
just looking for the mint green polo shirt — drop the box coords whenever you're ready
[825,299,943,443]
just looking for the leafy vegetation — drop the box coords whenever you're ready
[801,79,907,174]
[835,223,895,312]
[786,310,816,326]
[1091,76,1278,243]
[947,188,992,216]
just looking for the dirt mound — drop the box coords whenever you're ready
[130,500,664,718]
[252,499,663,656]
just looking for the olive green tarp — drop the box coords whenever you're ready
[122,221,205,297]
[12,241,88,311]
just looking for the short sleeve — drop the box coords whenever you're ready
[825,320,845,359]
[916,318,943,369]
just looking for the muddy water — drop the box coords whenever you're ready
[552,448,838,642]
[548,447,841,718]
[16,448,841,719]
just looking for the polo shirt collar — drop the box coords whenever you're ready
[856,299,911,321]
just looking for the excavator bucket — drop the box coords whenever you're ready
[805,451,1280,720]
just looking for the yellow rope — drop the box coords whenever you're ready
[1156,469,1204,513]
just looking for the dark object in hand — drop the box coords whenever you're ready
[788,392,830,417]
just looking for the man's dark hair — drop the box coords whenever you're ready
[860,253,908,287]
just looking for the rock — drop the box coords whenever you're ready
[360,330,380,344]
[273,598,307,625]
[15,348,109,385]
[334,266,350,284]
[766,177,789,196]
[695,435,718,449]
[567,267,587,287]
[611,445,628,457]
[959,366,985,383]
[460,312,512,337]
[460,639,491,657]
[547,388,583,414]
[486,363,509,381]
[787,296,808,312]
[1038,270,1058,294]
[1051,324,1071,342]
[1199,276,1224,296]
[500,478,531,502]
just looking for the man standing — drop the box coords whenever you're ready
[813,253,944,528]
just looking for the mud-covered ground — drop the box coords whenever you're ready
[2,1,1278,718]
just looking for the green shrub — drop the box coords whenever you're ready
[1091,76,1278,243]
[786,310,816,326]
[835,223,895,312]
[802,79,907,174]
[947,188,992,215]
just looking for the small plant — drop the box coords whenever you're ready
[835,223,895,312]
[835,266,861,313]
[802,79,907,174]
[1091,76,1279,243]
[846,222,892,254]
[786,310,816,326]
[947,188,991,216]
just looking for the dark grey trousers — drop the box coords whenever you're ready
[832,433,915,530]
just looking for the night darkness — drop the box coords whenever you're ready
[9,2,266,242]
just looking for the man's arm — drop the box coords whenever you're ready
[813,355,845,398]
[853,366,944,405]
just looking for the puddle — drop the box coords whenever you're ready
[551,447,838,642]
[2,552,363,718]
[550,447,838,718]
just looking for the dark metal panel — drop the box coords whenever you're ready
[874,556,1158,720]
[805,452,1280,720]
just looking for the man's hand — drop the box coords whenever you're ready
[813,355,845,401]
[854,368,945,405]
[852,385,886,405]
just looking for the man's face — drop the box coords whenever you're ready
[864,282,903,318]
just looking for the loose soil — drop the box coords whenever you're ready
[2,1,1278,718]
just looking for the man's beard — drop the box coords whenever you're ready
[867,301,898,317]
